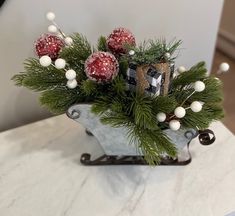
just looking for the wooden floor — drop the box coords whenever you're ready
[211,50,235,134]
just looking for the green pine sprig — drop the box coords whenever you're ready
[125,39,182,65]
[12,58,66,91]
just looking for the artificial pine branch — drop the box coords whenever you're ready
[170,88,194,105]
[190,76,223,103]
[91,95,114,115]
[171,61,207,90]
[59,33,92,79]
[131,93,157,129]
[118,58,129,77]
[148,38,182,61]
[12,58,66,91]
[126,39,182,65]
[12,73,27,86]
[40,87,84,114]
[152,95,177,113]
[127,125,177,165]
[81,79,97,96]
[97,36,108,51]
[181,104,224,129]
[111,76,126,95]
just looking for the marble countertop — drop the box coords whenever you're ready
[0,115,235,216]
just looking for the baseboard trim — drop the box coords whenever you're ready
[217,28,235,59]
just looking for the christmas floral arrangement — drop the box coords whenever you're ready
[12,12,224,165]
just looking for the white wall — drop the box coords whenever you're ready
[0,0,224,131]
[217,0,235,59]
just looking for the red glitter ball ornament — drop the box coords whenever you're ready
[107,27,136,54]
[85,51,119,82]
[35,34,65,60]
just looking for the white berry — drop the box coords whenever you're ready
[65,37,73,46]
[48,25,57,33]
[55,58,66,69]
[169,120,181,131]
[65,69,76,80]
[164,52,171,59]
[194,81,205,92]
[177,66,186,73]
[174,107,186,118]
[39,55,51,67]
[219,62,230,72]
[46,12,55,21]
[129,50,135,56]
[67,79,77,89]
[190,101,202,113]
[157,112,166,122]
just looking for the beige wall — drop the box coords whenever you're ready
[217,0,235,58]
[0,0,224,131]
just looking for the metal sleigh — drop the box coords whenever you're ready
[67,104,215,166]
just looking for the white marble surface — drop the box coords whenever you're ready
[0,115,235,216]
